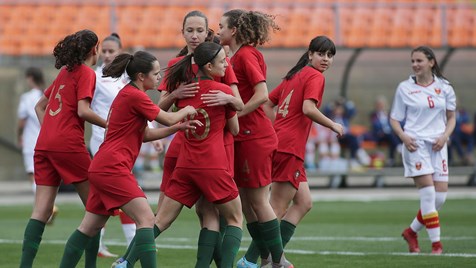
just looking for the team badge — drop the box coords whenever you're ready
[415,162,422,170]
[434,88,441,95]
[294,170,300,180]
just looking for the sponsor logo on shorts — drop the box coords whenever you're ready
[415,162,422,170]
[294,170,300,180]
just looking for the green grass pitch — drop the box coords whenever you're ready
[1,198,475,267]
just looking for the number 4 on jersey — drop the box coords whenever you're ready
[277,89,294,118]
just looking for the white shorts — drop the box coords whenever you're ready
[22,151,34,174]
[402,139,449,182]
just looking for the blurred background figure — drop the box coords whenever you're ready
[17,67,45,192]
[17,67,59,224]
[324,97,370,171]
[369,95,402,167]
[448,107,474,166]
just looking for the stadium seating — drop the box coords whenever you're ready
[0,1,475,55]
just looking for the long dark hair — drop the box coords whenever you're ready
[103,51,157,81]
[165,42,222,92]
[53,29,98,71]
[223,9,280,47]
[284,36,336,80]
[412,46,446,80]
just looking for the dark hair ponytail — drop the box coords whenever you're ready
[103,50,157,81]
[284,35,336,80]
[53,29,98,71]
[165,42,223,92]
[103,32,122,48]
[412,46,446,80]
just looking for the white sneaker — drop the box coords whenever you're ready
[98,246,118,258]
[357,148,371,166]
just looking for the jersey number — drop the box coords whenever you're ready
[185,108,210,140]
[277,89,294,118]
[427,96,435,109]
[48,84,65,116]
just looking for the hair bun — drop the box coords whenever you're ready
[111,33,121,40]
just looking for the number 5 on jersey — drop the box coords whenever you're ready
[49,84,65,116]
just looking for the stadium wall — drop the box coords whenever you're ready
[1,48,475,181]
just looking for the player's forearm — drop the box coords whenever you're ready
[143,126,178,142]
[158,92,176,111]
[263,101,276,123]
[390,118,404,139]
[229,84,244,111]
[444,110,456,140]
[157,109,187,126]
[81,109,107,128]
[238,83,268,117]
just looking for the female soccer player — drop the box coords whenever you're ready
[218,9,287,268]
[90,33,139,258]
[261,36,344,266]
[117,42,243,268]
[19,29,106,268]
[59,50,199,268]
[157,10,243,267]
[390,46,456,254]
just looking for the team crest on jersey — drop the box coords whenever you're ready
[415,162,422,170]
[434,88,441,95]
[294,170,300,180]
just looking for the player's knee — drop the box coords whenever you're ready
[297,198,313,214]
[271,203,287,219]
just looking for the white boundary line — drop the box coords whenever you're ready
[2,237,475,258]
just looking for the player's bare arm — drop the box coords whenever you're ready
[238,81,268,117]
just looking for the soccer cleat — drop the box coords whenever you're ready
[431,241,443,255]
[236,256,258,268]
[283,258,294,268]
[112,260,128,268]
[110,257,125,268]
[98,246,118,258]
[46,205,59,225]
[401,227,420,253]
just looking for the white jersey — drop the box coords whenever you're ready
[17,88,42,154]
[390,75,456,142]
[90,64,129,155]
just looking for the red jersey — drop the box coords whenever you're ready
[35,64,96,152]
[268,65,325,160]
[158,55,238,157]
[231,45,275,141]
[175,77,236,169]
[89,84,160,174]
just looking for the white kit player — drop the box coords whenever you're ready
[390,46,456,255]
[17,67,59,224]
